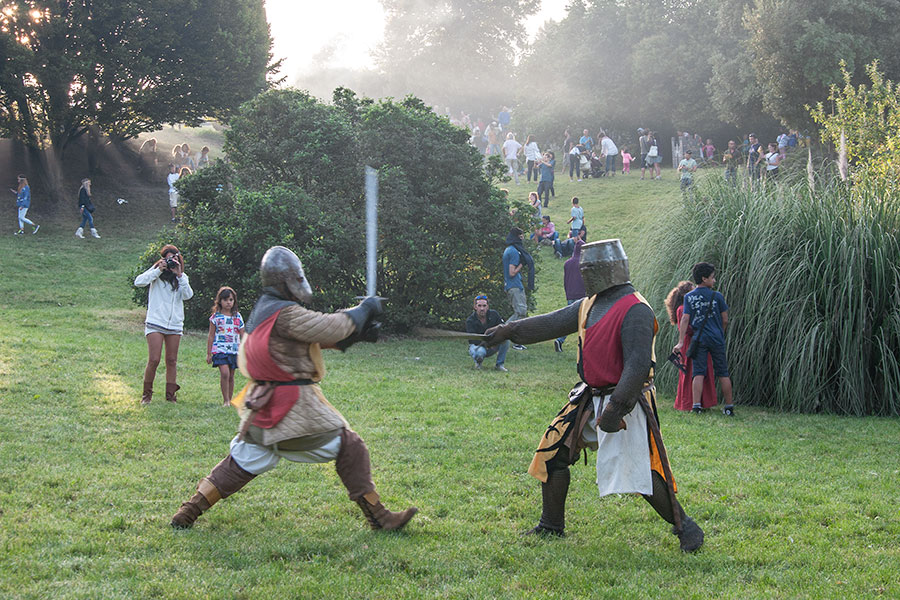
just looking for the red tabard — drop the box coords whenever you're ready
[243,310,301,429]
[580,294,642,388]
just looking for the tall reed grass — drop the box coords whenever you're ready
[640,175,900,416]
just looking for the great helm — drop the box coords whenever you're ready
[579,239,631,295]
[259,246,313,303]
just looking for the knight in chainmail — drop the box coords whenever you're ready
[170,246,417,532]
[483,239,704,551]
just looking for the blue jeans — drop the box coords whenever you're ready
[605,154,616,176]
[556,299,579,346]
[554,237,575,257]
[469,341,509,367]
[79,209,94,228]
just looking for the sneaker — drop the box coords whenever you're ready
[474,356,483,370]
[555,250,562,259]
[722,406,735,417]
[512,344,526,351]
[32,224,40,234]
[554,339,563,353]
[14,229,24,235]
[577,178,582,182]
[494,365,508,372]
[691,405,702,414]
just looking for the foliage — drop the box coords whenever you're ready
[136,89,532,331]
[0,0,273,153]
[374,0,540,115]
[810,61,900,184]
[644,176,900,416]
[3,186,900,599]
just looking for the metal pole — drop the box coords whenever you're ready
[365,166,378,297]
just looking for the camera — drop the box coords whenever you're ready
[165,256,179,270]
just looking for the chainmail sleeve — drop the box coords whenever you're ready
[504,299,583,345]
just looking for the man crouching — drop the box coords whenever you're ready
[170,246,417,531]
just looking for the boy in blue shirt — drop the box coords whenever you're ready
[674,262,735,416]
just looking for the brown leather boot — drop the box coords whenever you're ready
[165,383,180,403]
[171,456,255,529]
[171,490,213,529]
[355,491,417,531]
[141,379,153,405]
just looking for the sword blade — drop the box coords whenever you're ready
[365,166,378,297]
[413,327,487,339]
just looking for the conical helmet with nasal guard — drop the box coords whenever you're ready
[259,246,313,303]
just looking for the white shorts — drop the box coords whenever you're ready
[168,190,179,208]
[229,433,342,475]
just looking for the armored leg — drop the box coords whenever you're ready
[171,454,256,529]
[525,466,570,537]
[641,471,704,552]
[335,428,417,531]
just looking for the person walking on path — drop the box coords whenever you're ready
[75,178,100,239]
[11,174,39,235]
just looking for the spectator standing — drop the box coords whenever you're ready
[665,281,716,412]
[568,144,582,181]
[674,262,735,416]
[722,140,742,186]
[206,286,244,406]
[764,142,781,181]
[776,131,789,158]
[579,129,593,152]
[197,146,211,169]
[702,139,716,163]
[599,132,618,177]
[502,133,523,185]
[536,151,555,207]
[75,178,100,239]
[554,239,587,352]
[167,164,180,222]
[639,130,652,180]
[181,144,196,171]
[172,145,185,168]
[134,244,194,404]
[486,122,501,156]
[621,147,633,174]
[747,134,762,183]
[502,227,530,350]
[566,196,584,240]
[11,174,39,235]
[677,149,698,196]
[523,135,541,182]
[498,106,511,131]
[466,295,509,371]
[645,131,662,179]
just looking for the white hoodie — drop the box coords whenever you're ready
[134,266,194,331]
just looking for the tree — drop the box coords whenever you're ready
[740,0,900,128]
[0,0,273,185]
[375,0,539,114]
[137,88,533,331]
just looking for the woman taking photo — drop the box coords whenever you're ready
[75,178,100,239]
[134,244,194,404]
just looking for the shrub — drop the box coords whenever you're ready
[641,177,900,416]
[132,90,534,331]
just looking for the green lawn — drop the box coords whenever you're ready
[1,169,898,599]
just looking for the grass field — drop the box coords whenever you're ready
[1,167,898,599]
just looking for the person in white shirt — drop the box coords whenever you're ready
[166,164,180,222]
[134,244,194,404]
[569,144,582,181]
[502,133,523,185]
[599,132,619,177]
[523,135,541,183]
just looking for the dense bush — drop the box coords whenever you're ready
[132,90,534,331]
[641,176,900,416]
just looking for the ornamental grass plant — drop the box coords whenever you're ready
[643,174,900,416]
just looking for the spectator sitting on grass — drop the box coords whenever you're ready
[532,215,558,246]
[466,294,509,372]
[554,224,587,259]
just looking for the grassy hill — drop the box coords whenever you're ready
[1,164,898,599]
